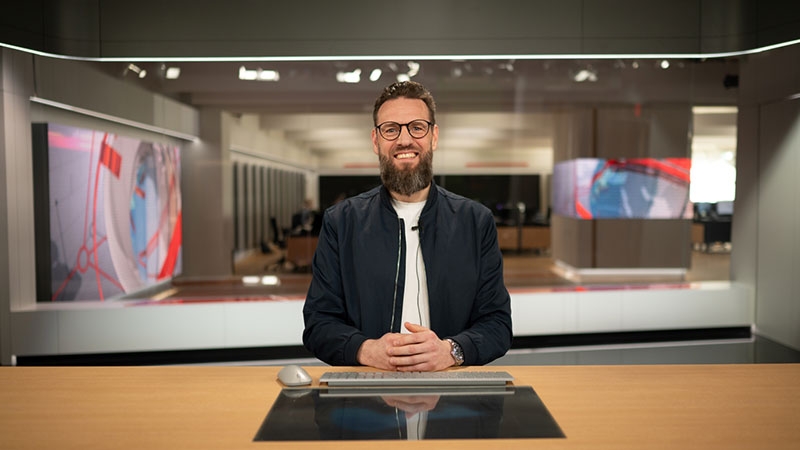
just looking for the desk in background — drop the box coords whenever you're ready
[692,220,732,251]
[1,364,798,449]
[286,235,318,268]
[498,226,551,252]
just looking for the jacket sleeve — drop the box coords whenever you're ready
[452,212,513,365]
[302,212,368,366]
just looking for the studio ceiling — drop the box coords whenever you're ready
[92,57,740,171]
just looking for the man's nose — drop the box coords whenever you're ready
[396,124,415,144]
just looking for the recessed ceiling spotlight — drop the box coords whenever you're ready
[573,68,598,82]
[239,65,257,80]
[631,61,640,69]
[336,68,361,83]
[660,59,670,69]
[396,73,411,82]
[257,69,280,81]
[238,66,279,81]
[165,67,181,79]
[369,68,382,82]
[407,61,420,77]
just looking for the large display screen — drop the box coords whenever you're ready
[33,123,182,301]
[552,158,692,219]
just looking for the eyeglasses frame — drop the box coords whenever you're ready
[375,119,434,141]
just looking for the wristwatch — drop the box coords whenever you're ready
[445,338,464,366]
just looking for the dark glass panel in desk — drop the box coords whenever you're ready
[254,386,564,441]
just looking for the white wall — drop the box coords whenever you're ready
[8,283,754,360]
[733,43,800,350]
[1,49,36,365]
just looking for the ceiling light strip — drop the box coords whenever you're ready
[4,38,800,63]
[29,96,199,142]
[230,145,313,172]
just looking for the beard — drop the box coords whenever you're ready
[378,148,434,197]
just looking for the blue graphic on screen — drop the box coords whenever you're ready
[552,158,692,219]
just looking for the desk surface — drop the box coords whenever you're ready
[1,364,799,449]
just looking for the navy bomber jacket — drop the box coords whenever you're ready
[302,181,512,366]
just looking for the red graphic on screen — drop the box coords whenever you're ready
[46,124,182,301]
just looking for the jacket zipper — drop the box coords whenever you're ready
[389,217,403,332]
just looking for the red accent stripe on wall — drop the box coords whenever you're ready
[99,143,122,178]
[157,212,182,280]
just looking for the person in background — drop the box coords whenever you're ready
[302,81,512,371]
[291,198,317,235]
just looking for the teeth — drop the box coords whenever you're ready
[395,153,416,159]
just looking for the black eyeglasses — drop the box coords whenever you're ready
[375,120,433,140]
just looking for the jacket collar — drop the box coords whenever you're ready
[379,180,440,219]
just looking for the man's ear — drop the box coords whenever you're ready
[431,124,439,151]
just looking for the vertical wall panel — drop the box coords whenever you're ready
[756,98,800,348]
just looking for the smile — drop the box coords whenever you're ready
[394,152,418,159]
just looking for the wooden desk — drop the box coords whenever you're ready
[1,364,799,449]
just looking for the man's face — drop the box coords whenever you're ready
[371,98,439,197]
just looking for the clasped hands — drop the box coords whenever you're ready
[357,322,456,371]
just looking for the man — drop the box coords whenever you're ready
[302,81,512,371]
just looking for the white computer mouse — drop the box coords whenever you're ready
[277,364,312,386]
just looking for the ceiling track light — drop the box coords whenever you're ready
[125,63,146,79]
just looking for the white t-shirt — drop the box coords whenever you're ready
[391,198,430,333]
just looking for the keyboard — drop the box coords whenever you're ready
[319,370,513,387]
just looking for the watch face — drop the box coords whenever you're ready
[448,339,464,365]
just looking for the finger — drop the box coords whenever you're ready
[389,342,425,357]
[393,334,425,348]
[404,322,429,333]
[389,353,426,368]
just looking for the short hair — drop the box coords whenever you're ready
[372,81,437,126]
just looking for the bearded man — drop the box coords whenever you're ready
[302,81,512,371]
